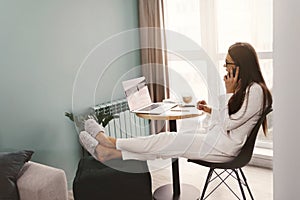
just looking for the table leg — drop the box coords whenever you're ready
[152,120,199,200]
[169,120,181,196]
[172,158,180,196]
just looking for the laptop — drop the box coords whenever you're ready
[122,76,177,114]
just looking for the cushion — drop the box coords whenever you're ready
[17,162,68,200]
[0,150,34,200]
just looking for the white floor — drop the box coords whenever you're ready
[149,158,273,200]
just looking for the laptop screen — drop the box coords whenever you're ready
[122,77,152,111]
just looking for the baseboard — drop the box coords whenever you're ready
[249,147,273,169]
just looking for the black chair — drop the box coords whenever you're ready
[188,106,273,200]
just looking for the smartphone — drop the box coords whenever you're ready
[227,67,239,79]
[233,67,240,79]
[232,68,237,77]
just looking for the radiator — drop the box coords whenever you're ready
[91,99,150,138]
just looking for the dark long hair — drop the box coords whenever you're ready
[228,42,272,135]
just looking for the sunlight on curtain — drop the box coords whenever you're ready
[164,0,201,48]
[216,0,273,53]
[164,0,273,146]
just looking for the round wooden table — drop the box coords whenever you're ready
[137,106,204,200]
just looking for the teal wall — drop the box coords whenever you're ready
[0,0,140,187]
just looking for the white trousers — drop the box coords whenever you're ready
[116,132,233,162]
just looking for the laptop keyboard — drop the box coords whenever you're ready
[139,104,160,111]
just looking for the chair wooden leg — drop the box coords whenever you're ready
[239,168,254,200]
[200,168,214,200]
[233,169,246,200]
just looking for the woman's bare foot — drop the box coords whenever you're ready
[95,132,116,148]
[95,144,122,162]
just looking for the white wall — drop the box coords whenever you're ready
[274,0,300,199]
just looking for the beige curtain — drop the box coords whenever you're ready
[138,0,169,133]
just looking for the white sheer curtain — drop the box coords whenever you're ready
[163,0,273,146]
[164,0,273,71]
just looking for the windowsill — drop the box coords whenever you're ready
[249,147,273,169]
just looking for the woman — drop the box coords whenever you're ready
[79,42,273,163]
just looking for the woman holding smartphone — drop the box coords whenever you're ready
[79,42,273,163]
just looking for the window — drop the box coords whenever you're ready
[164,0,273,148]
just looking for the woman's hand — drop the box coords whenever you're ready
[197,100,212,114]
[224,67,239,93]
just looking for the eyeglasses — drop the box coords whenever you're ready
[224,61,236,67]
